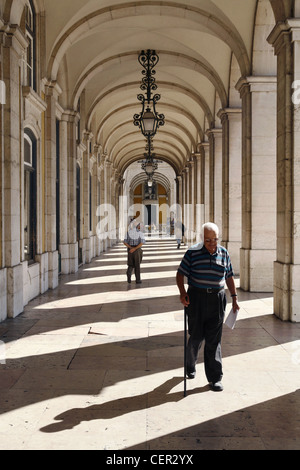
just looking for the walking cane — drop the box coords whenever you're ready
[184,306,187,397]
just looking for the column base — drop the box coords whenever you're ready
[274,261,300,322]
[48,251,59,289]
[0,269,7,322]
[224,241,241,275]
[23,261,40,306]
[240,248,275,292]
[59,243,78,274]
[7,264,23,318]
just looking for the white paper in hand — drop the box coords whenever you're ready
[224,308,238,329]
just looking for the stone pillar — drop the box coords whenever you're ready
[176,175,183,208]
[218,108,242,273]
[0,24,7,320]
[201,142,210,223]
[206,128,223,230]
[183,165,190,241]
[114,171,120,242]
[2,26,28,317]
[99,155,106,250]
[118,177,125,242]
[195,153,204,241]
[268,20,300,321]
[188,157,195,243]
[44,82,61,288]
[82,131,92,262]
[236,76,277,292]
[94,146,101,255]
[105,158,112,247]
[90,151,97,259]
[59,111,78,274]
[110,167,117,244]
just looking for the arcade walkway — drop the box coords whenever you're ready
[0,239,299,450]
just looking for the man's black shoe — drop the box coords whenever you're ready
[127,276,131,283]
[186,370,196,379]
[209,381,223,392]
[136,280,142,284]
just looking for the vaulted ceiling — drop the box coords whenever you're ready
[43,0,276,175]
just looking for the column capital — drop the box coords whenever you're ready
[93,144,101,153]
[188,157,195,167]
[217,107,242,123]
[82,130,93,143]
[206,127,222,139]
[99,153,107,166]
[61,109,79,123]
[105,158,112,168]
[268,19,300,55]
[236,75,277,96]
[196,141,210,155]
[194,153,203,164]
[43,79,63,99]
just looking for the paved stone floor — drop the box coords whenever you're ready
[0,238,300,450]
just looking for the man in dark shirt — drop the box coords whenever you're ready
[176,222,239,391]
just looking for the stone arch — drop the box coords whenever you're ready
[47,2,251,81]
[75,51,226,118]
[252,0,277,75]
[88,80,211,140]
[96,102,202,151]
[119,147,181,176]
[3,0,43,24]
[228,53,241,107]
[268,0,293,22]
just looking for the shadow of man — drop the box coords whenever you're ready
[40,376,209,433]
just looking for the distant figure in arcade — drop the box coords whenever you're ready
[123,218,145,284]
[175,220,185,249]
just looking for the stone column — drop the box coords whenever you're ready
[200,142,210,224]
[94,146,101,256]
[44,81,61,288]
[118,177,125,242]
[114,171,120,242]
[195,153,204,241]
[218,108,242,273]
[110,167,117,244]
[105,158,112,247]
[99,155,106,250]
[268,20,300,321]
[236,76,276,292]
[183,165,190,242]
[59,111,78,273]
[90,151,97,259]
[176,175,183,208]
[2,26,28,317]
[82,131,92,262]
[206,128,223,230]
[0,24,6,320]
[188,157,195,243]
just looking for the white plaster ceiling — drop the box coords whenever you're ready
[44,0,261,175]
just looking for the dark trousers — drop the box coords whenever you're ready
[186,287,226,383]
[127,248,143,281]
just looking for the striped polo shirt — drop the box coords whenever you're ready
[177,243,234,289]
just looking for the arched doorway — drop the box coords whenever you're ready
[124,161,176,237]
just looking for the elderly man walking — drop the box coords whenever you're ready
[176,222,239,391]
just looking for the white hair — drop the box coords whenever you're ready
[200,222,219,241]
